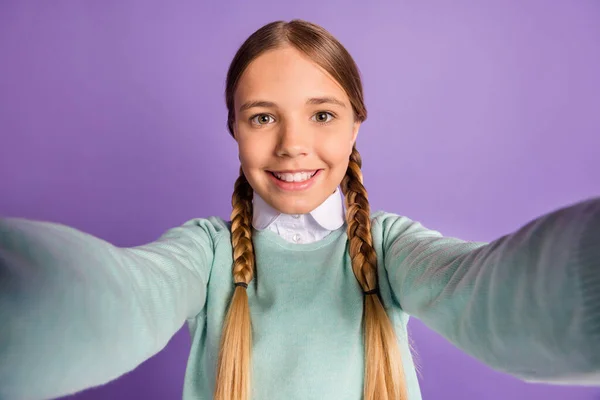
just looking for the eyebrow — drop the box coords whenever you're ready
[238,96,347,113]
[306,96,347,108]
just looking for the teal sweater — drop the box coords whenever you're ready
[1,198,599,399]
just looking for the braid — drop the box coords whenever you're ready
[341,148,378,292]
[230,167,255,284]
[214,166,255,400]
[342,146,408,400]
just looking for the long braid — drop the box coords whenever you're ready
[230,167,255,285]
[341,146,408,400]
[214,166,255,400]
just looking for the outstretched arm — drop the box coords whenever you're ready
[0,217,224,400]
[377,197,599,384]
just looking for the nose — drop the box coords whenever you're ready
[275,120,311,158]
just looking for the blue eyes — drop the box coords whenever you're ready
[249,112,335,126]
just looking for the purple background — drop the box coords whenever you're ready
[1,1,599,399]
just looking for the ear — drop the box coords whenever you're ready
[232,124,239,142]
[351,121,361,145]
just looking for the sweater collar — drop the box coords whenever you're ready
[252,188,345,231]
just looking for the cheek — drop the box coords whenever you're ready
[319,134,354,166]
[237,137,266,167]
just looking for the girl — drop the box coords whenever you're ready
[0,19,599,400]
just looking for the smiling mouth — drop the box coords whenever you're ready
[268,170,319,182]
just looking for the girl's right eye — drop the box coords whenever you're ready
[250,114,275,126]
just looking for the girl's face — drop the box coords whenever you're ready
[232,46,360,215]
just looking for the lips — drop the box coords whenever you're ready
[267,169,322,192]
[270,170,318,183]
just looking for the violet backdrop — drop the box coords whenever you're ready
[1,1,599,399]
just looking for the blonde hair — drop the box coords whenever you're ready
[215,20,407,400]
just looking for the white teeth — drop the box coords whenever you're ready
[273,171,316,182]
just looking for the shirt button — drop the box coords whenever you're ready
[292,233,301,243]
[293,214,300,219]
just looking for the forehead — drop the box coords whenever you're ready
[234,46,349,107]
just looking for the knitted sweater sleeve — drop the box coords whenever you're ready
[0,217,222,400]
[376,197,600,384]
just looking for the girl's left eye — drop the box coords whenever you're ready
[250,114,275,125]
[312,112,335,124]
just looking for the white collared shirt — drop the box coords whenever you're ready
[252,188,346,244]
